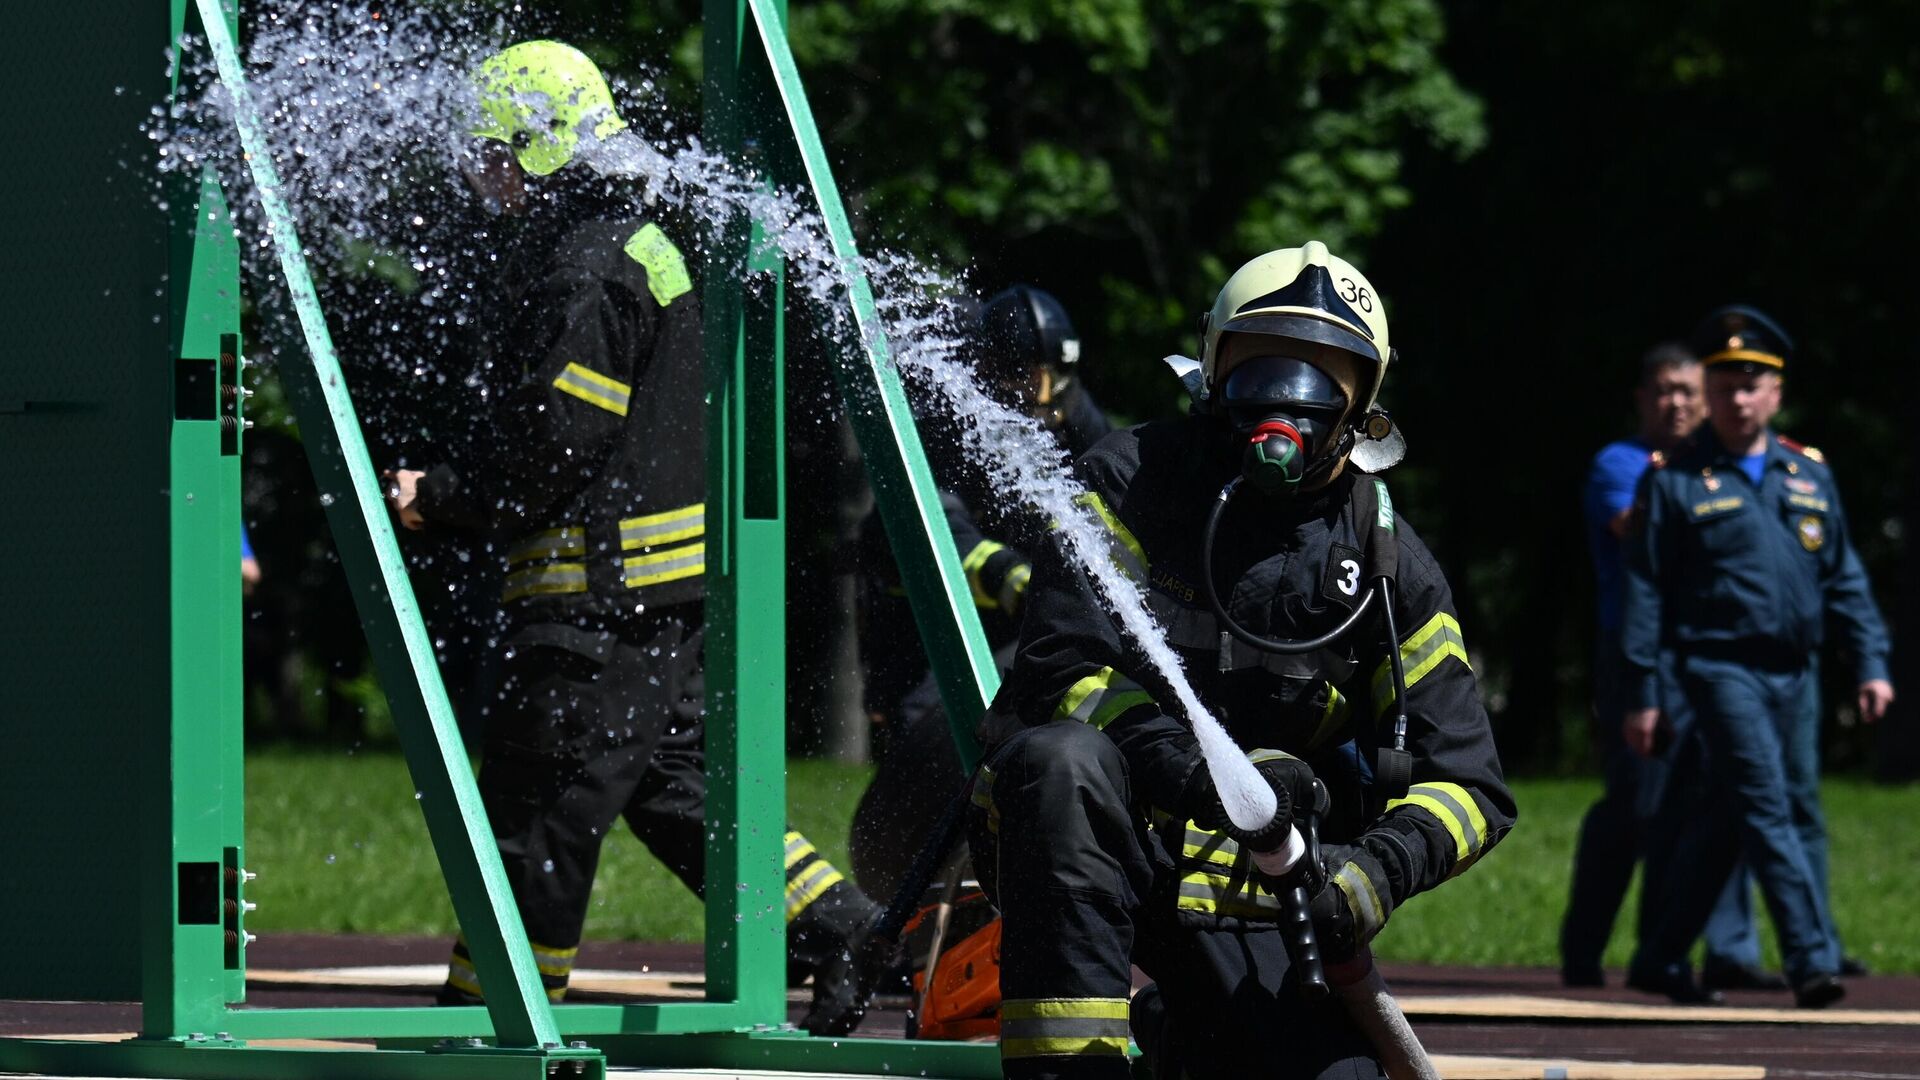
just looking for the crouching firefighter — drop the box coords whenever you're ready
[381,41,878,1033]
[971,243,1516,1080]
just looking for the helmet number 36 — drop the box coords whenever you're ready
[1336,558,1362,596]
[1339,278,1374,313]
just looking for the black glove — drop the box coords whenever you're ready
[1308,843,1393,964]
[1180,753,1316,853]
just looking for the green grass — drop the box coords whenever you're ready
[245,746,870,942]
[246,749,1920,972]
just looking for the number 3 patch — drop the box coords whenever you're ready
[1322,543,1365,607]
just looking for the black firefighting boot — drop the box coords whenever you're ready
[789,876,884,1035]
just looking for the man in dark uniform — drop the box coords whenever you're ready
[972,244,1515,1079]
[850,284,1111,899]
[383,40,876,1033]
[1622,305,1893,1009]
[1562,343,1779,993]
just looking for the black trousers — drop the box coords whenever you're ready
[447,608,866,1001]
[851,675,970,902]
[968,722,1381,1080]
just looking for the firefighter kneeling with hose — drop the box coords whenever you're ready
[968,243,1516,1080]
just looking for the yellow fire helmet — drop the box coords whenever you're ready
[1200,241,1393,419]
[469,40,628,177]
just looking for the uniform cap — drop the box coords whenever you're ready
[1690,304,1793,373]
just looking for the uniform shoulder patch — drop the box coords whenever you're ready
[1775,434,1826,464]
[623,223,693,307]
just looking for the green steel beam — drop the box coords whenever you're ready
[148,165,246,1041]
[228,1001,756,1042]
[595,1031,1002,1079]
[742,0,996,770]
[0,1039,601,1080]
[188,0,561,1050]
[698,0,791,1025]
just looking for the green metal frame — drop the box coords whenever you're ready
[0,0,1000,1076]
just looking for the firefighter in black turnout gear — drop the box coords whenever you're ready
[851,285,1112,900]
[972,244,1515,1080]
[382,41,875,1034]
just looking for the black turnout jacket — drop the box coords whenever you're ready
[416,209,707,630]
[995,416,1515,919]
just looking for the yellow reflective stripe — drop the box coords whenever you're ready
[1182,831,1240,870]
[1001,1037,1131,1058]
[1001,998,1131,1021]
[961,539,1009,609]
[1072,492,1147,579]
[447,972,483,999]
[526,940,579,979]
[1387,782,1490,875]
[1372,611,1470,717]
[1000,562,1032,611]
[620,503,706,549]
[622,541,705,588]
[1308,684,1349,749]
[1334,860,1386,938]
[972,765,1000,834]
[553,361,632,416]
[785,860,844,920]
[446,954,482,998]
[1175,873,1282,918]
[624,223,693,307]
[1053,667,1153,729]
[506,526,586,566]
[502,563,588,603]
[784,831,816,870]
[1000,998,1132,1058]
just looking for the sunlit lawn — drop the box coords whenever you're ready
[246,748,1920,973]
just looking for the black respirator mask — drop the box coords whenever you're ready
[1219,356,1350,494]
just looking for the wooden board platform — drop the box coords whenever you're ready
[0,1049,1768,1080]
[1404,992,1920,1026]
[247,968,1920,1027]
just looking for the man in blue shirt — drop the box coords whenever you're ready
[1563,342,1769,991]
[1621,306,1893,1009]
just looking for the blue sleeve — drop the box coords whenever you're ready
[1818,472,1892,684]
[1584,445,1643,533]
[240,527,255,562]
[1619,470,1670,710]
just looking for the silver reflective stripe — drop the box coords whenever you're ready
[620,504,705,549]
[506,527,585,566]
[784,832,814,869]
[1054,668,1152,729]
[622,542,705,588]
[1413,784,1482,857]
[552,361,632,416]
[1334,860,1386,938]
[1177,876,1283,912]
[502,564,588,603]
[1000,1016,1133,1042]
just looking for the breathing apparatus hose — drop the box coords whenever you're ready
[1195,472,1418,1002]
[1200,476,1378,654]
